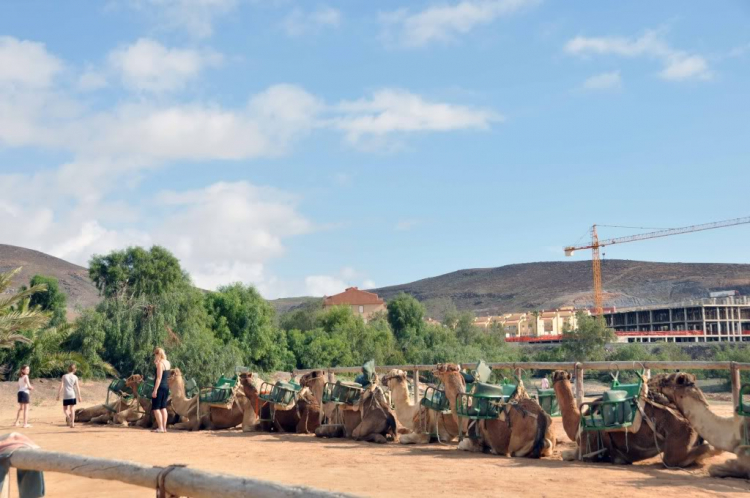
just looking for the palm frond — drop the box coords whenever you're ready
[0,283,49,311]
[0,267,22,294]
[0,309,50,338]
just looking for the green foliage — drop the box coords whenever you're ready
[0,268,50,349]
[89,246,189,299]
[561,312,616,361]
[205,283,293,371]
[386,293,425,342]
[28,275,67,326]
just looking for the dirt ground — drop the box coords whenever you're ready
[1,379,749,498]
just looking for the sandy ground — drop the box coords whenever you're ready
[1,379,749,498]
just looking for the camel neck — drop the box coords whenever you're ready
[554,380,581,441]
[441,374,465,425]
[679,394,739,451]
[391,381,414,408]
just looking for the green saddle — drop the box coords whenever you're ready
[456,382,515,420]
[137,376,156,398]
[536,388,560,417]
[323,381,363,406]
[736,384,750,417]
[580,373,642,432]
[259,380,302,405]
[420,385,451,413]
[200,375,237,404]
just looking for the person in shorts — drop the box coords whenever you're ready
[57,363,83,428]
[14,365,33,428]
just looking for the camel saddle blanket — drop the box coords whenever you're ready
[205,385,240,410]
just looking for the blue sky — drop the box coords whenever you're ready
[0,0,748,298]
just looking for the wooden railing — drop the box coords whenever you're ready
[6,449,355,498]
[294,361,750,411]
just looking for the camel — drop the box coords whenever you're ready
[239,372,322,434]
[168,368,245,431]
[381,369,419,431]
[111,375,148,426]
[313,374,402,444]
[552,370,717,467]
[74,395,133,423]
[432,363,554,458]
[655,372,749,478]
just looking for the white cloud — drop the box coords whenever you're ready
[156,181,313,290]
[128,0,238,39]
[77,67,108,91]
[334,89,501,143]
[0,36,63,88]
[109,39,222,92]
[565,30,712,81]
[381,0,539,48]
[282,6,342,37]
[582,70,621,90]
[304,268,375,297]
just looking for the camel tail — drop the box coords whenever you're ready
[532,411,552,458]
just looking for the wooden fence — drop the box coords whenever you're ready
[6,449,356,498]
[294,360,750,412]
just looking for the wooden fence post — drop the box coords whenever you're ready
[413,368,420,404]
[328,370,335,384]
[645,368,651,381]
[575,363,584,407]
[731,362,740,409]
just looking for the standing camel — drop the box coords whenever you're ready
[552,370,717,466]
[655,372,749,478]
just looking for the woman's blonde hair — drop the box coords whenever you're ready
[153,347,167,361]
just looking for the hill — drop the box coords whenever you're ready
[2,244,749,319]
[0,244,101,314]
[371,260,750,317]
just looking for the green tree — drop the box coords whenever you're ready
[562,312,616,361]
[386,293,425,342]
[89,246,189,299]
[0,268,50,349]
[28,275,67,326]
[278,300,322,332]
[205,283,293,371]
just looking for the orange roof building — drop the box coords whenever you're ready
[323,287,386,322]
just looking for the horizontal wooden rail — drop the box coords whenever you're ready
[9,449,356,498]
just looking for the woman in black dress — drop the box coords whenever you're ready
[151,347,171,433]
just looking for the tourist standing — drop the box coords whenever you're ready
[540,375,550,390]
[14,365,34,428]
[151,347,171,433]
[57,363,83,428]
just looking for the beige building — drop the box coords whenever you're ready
[474,307,588,338]
[323,287,386,322]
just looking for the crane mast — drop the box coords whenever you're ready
[564,216,750,316]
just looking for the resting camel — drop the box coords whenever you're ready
[381,369,420,431]
[75,391,134,424]
[552,370,717,466]
[656,372,749,478]
[239,372,322,434]
[112,374,179,428]
[168,368,245,431]
[314,376,402,444]
[431,363,554,458]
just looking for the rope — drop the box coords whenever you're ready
[155,464,186,498]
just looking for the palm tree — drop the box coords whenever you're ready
[0,267,50,348]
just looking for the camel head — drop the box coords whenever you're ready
[168,368,184,390]
[125,374,143,392]
[654,372,708,407]
[239,372,263,398]
[299,370,326,388]
[381,369,407,390]
[552,370,571,385]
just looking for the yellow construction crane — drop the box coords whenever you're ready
[564,216,750,315]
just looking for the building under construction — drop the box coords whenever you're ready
[603,295,750,342]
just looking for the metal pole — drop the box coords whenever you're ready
[731,362,741,409]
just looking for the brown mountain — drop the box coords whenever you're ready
[371,260,750,317]
[2,244,749,319]
[0,244,101,314]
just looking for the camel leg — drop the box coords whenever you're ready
[664,442,722,468]
[399,431,430,444]
[708,456,750,479]
[359,433,388,444]
[458,437,484,453]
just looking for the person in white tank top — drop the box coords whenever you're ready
[14,365,34,428]
[57,363,83,428]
